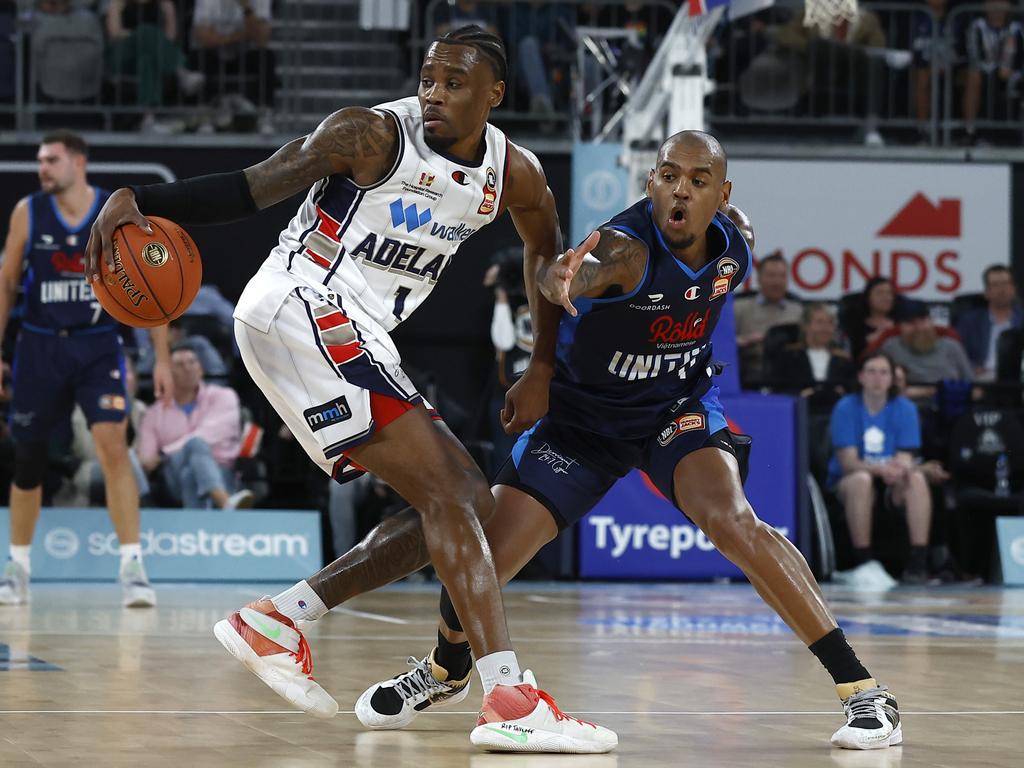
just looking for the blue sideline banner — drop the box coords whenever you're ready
[579,393,798,580]
[996,517,1024,585]
[0,508,321,581]
[571,143,630,247]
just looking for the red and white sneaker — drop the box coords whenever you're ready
[469,671,617,753]
[213,598,338,718]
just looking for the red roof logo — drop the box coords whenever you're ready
[877,193,960,238]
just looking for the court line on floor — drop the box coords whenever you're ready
[0,709,1020,716]
[329,607,409,625]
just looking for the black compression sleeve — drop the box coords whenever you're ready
[130,170,258,225]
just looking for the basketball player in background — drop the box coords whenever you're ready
[0,131,172,608]
[356,132,902,752]
[85,27,616,753]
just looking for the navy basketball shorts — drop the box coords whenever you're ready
[9,328,128,443]
[494,387,735,529]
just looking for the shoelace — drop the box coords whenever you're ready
[535,688,596,729]
[291,631,314,678]
[845,687,888,724]
[393,657,438,701]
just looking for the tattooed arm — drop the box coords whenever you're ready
[537,228,648,316]
[86,108,399,280]
[244,107,399,208]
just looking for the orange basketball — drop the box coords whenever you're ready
[94,216,202,328]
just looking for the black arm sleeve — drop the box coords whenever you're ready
[130,170,258,225]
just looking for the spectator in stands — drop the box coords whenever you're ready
[484,247,533,462]
[506,1,576,116]
[733,251,803,387]
[105,0,204,133]
[138,343,252,509]
[881,300,972,390]
[192,0,276,134]
[955,264,1022,381]
[768,302,854,410]
[912,0,961,142]
[828,352,932,588]
[135,321,228,380]
[59,355,149,506]
[842,276,900,361]
[962,0,1022,145]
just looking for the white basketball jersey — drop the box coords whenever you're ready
[267,96,510,331]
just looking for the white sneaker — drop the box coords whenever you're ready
[469,670,617,753]
[832,561,896,591]
[120,559,156,608]
[356,649,471,729]
[225,489,255,510]
[214,600,338,718]
[831,685,902,749]
[0,560,30,606]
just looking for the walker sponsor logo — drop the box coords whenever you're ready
[87,530,310,558]
[0,508,321,581]
[726,160,1010,299]
[588,515,789,560]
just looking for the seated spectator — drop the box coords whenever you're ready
[105,0,205,132]
[955,264,1022,381]
[135,321,228,380]
[842,277,900,361]
[734,251,803,387]
[506,1,576,116]
[192,0,276,134]
[962,0,1022,145]
[881,301,972,395]
[828,352,932,588]
[137,343,252,509]
[768,302,854,409]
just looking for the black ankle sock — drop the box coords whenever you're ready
[435,629,472,680]
[907,546,928,571]
[809,628,871,685]
[852,547,873,567]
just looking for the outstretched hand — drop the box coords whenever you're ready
[538,230,601,317]
[85,188,153,283]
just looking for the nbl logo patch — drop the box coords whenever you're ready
[657,413,706,447]
[304,396,352,432]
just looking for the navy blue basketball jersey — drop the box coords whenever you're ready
[22,188,113,330]
[548,198,751,438]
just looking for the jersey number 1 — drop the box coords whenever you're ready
[392,286,412,321]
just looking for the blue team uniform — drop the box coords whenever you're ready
[496,199,752,528]
[8,187,129,442]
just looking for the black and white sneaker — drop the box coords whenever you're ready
[355,649,471,729]
[831,685,902,749]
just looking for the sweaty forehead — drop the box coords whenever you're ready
[423,42,485,74]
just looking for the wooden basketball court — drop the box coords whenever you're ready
[0,581,1020,767]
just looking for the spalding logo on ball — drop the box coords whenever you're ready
[93,216,202,328]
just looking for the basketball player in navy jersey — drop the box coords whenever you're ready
[85,27,616,753]
[0,131,172,608]
[356,132,902,751]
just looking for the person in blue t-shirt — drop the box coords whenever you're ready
[829,352,932,588]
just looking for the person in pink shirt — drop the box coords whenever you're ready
[138,343,253,509]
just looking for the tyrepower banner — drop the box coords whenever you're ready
[0,508,322,581]
[579,392,797,580]
[727,160,1010,300]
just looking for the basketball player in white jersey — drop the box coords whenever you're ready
[85,26,616,754]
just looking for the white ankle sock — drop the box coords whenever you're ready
[9,545,31,574]
[119,542,143,568]
[271,580,328,622]
[476,651,522,694]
